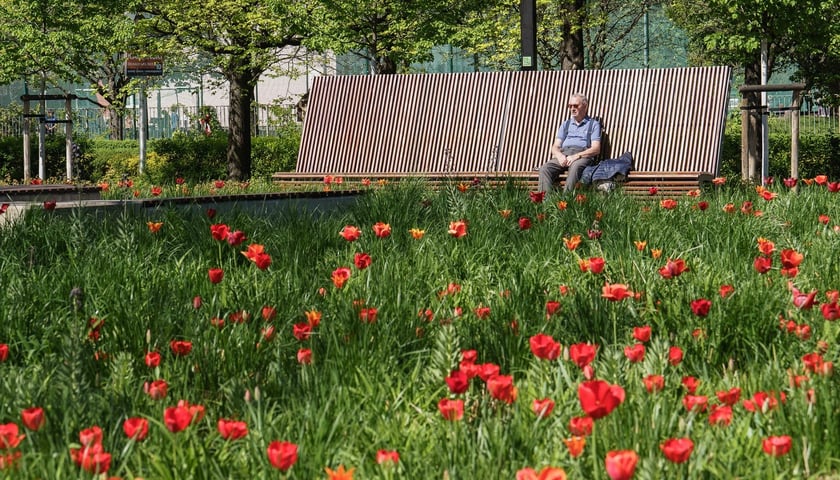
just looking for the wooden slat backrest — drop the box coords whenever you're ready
[296,67,731,175]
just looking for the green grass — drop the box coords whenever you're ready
[1,180,840,479]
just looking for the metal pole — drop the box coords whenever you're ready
[760,40,769,184]
[23,99,31,182]
[740,97,749,180]
[791,90,801,184]
[520,0,537,71]
[139,83,147,174]
[65,96,73,180]
[644,10,650,69]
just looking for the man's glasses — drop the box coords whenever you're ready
[568,104,581,109]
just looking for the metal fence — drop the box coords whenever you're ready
[0,104,299,139]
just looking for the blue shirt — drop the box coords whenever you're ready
[557,116,602,150]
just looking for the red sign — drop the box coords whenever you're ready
[125,57,163,77]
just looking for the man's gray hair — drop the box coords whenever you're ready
[571,93,589,106]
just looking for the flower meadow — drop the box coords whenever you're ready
[1,177,840,479]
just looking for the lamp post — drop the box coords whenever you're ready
[520,0,537,71]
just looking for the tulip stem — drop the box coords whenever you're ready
[591,423,600,480]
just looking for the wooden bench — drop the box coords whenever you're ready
[274,67,731,196]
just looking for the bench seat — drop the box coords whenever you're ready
[271,171,713,196]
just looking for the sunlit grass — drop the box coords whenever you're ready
[1,180,839,478]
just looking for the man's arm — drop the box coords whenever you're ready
[550,138,568,165]
[565,140,601,164]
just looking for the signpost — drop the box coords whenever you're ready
[125,56,163,173]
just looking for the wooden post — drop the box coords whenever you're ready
[22,99,31,181]
[65,96,73,181]
[740,97,749,180]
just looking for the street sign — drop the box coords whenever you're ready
[125,57,163,77]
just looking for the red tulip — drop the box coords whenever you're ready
[623,343,645,363]
[529,191,545,203]
[169,340,192,356]
[208,268,224,284]
[668,346,684,366]
[605,450,638,480]
[660,437,694,463]
[632,326,651,343]
[519,217,532,230]
[682,394,708,412]
[529,333,561,360]
[144,379,168,400]
[438,398,464,421]
[716,387,741,406]
[74,444,111,474]
[123,417,149,441]
[569,415,594,436]
[331,267,352,288]
[354,252,372,269]
[448,220,468,238]
[789,282,818,309]
[602,283,633,301]
[708,405,733,426]
[266,440,298,471]
[545,300,562,318]
[177,400,205,422]
[372,222,391,238]
[658,258,688,279]
[226,230,247,246]
[164,405,193,433]
[217,418,248,440]
[486,374,517,404]
[578,380,625,419]
[0,424,25,449]
[719,284,735,298]
[0,344,9,362]
[762,435,792,457]
[376,449,400,465]
[643,374,664,393]
[681,376,700,394]
[210,223,230,241]
[690,298,712,317]
[293,322,312,341]
[569,343,597,368]
[297,348,312,364]
[516,466,567,480]
[20,407,45,431]
[753,256,773,274]
[531,398,555,418]
[339,225,361,241]
[588,257,606,274]
[445,370,469,394]
[144,351,161,368]
[78,425,102,447]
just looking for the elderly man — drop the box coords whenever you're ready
[538,93,602,193]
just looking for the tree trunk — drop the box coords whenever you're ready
[373,55,397,74]
[561,0,586,69]
[226,68,256,181]
[745,60,762,183]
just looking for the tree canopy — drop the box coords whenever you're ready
[667,0,840,103]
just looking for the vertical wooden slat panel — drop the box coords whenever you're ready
[297,67,731,176]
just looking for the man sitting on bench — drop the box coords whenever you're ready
[537,93,602,193]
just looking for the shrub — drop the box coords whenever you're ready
[0,134,94,182]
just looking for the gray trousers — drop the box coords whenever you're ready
[538,156,594,193]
